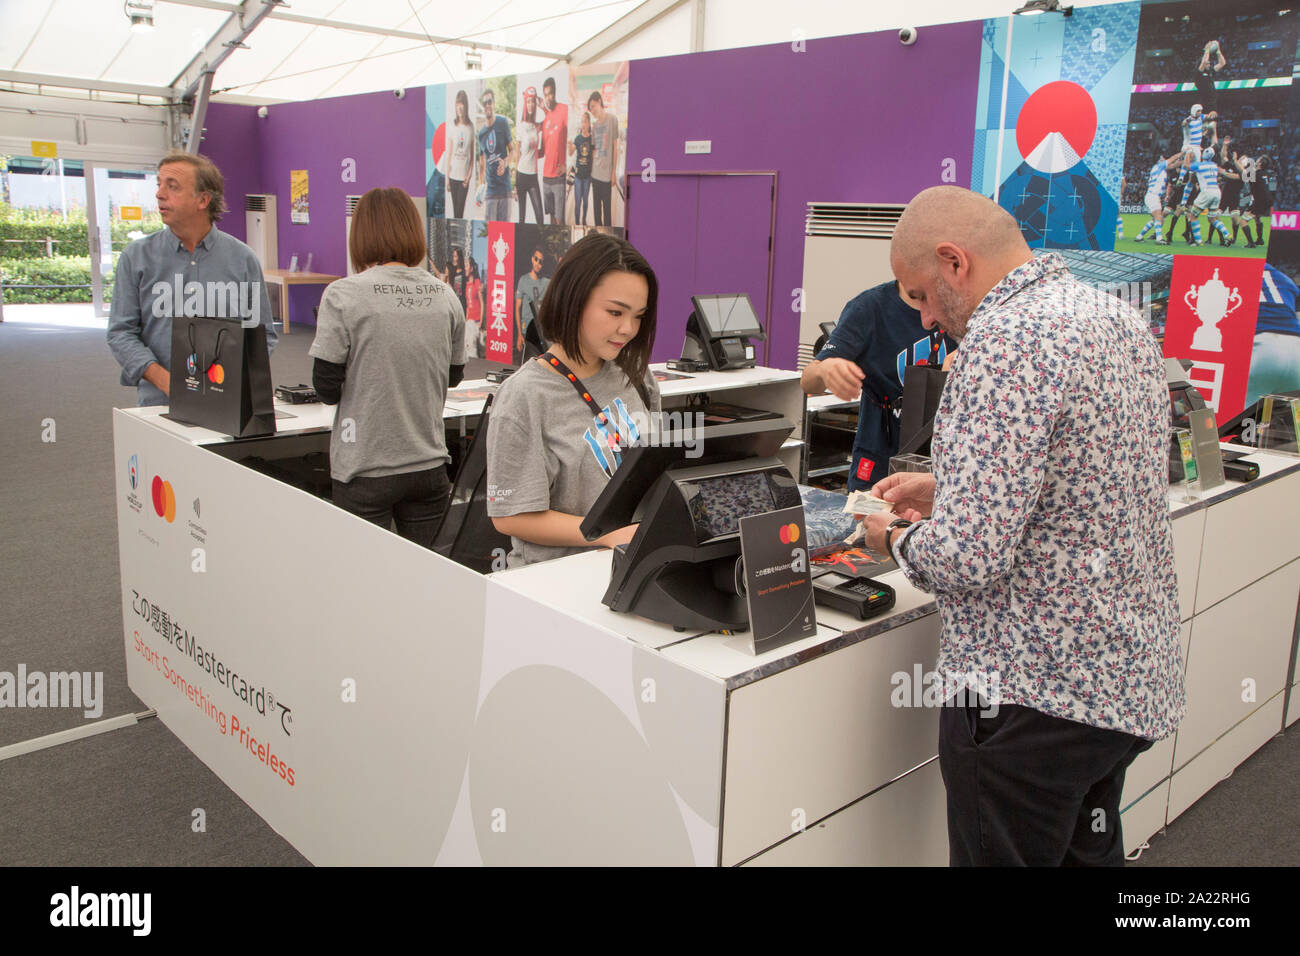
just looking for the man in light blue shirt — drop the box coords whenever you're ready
[107,150,277,406]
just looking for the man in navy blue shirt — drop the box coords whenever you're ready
[477,89,513,221]
[801,280,953,489]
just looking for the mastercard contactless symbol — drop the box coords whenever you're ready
[151,474,176,523]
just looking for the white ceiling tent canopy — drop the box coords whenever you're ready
[0,0,648,106]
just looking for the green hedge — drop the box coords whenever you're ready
[0,256,109,304]
[0,206,163,260]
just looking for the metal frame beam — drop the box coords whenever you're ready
[564,0,688,66]
[689,0,705,52]
[185,70,215,152]
[170,0,280,100]
[158,0,566,59]
[0,70,173,99]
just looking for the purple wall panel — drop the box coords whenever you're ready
[628,22,983,368]
[200,102,262,244]
[636,176,700,360]
[255,88,426,277]
[686,175,773,363]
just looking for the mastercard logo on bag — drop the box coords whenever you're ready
[151,475,176,523]
[206,362,225,384]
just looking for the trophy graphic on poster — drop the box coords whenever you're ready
[1186,269,1242,353]
[492,233,510,275]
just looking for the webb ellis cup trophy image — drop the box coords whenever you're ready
[1187,268,1243,353]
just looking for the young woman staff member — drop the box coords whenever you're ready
[486,232,660,566]
[310,187,466,548]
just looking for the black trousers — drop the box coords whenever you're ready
[516,172,543,224]
[938,698,1153,866]
[592,178,612,225]
[331,466,450,550]
[450,178,469,219]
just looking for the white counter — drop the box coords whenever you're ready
[111,374,1300,865]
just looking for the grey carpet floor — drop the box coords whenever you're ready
[0,313,1295,866]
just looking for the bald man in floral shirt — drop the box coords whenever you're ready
[863,187,1185,866]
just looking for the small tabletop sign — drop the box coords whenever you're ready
[1187,407,1225,490]
[738,505,817,654]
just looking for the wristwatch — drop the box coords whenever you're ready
[885,518,912,554]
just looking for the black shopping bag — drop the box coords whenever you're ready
[897,364,948,457]
[167,316,275,438]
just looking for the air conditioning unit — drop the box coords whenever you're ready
[344,193,426,276]
[344,194,361,276]
[798,202,904,368]
[244,194,278,272]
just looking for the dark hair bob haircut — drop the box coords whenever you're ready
[537,232,658,407]
[348,187,426,272]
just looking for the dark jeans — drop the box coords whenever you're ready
[332,466,450,550]
[938,698,1153,866]
[573,176,591,225]
[516,172,543,224]
[592,178,612,225]
[450,178,469,219]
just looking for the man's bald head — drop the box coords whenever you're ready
[892,186,1027,270]
[889,186,1032,340]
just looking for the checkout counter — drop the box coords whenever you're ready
[111,365,1300,865]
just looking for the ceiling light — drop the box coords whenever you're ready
[1014,0,1073,15]
[125,0,155,32]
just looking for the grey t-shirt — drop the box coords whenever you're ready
[309,264,466,482]
[591,113,620,182]
[486,358,661,567]
[515,273,549,325]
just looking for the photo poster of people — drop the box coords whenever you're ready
[570,61,629,230]
[425,85,446,222]
[428,218,580,366]
[972,0,1300,425]
[424,63,629,365]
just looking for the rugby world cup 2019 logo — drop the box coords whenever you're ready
[186,353,198,376]
[151,474,176,523]
[125,455,145,514]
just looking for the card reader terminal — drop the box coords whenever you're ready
[811,571,895,620]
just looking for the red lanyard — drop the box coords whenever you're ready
[541,352,624,456]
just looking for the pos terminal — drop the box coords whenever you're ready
[580,412,796,631]
[680,294,767,371]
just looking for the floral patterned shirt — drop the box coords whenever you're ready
[892,253,1185,740]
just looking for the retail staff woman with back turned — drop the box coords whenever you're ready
[309,187,466,549]
[486,232,661,567]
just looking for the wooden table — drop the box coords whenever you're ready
[263,269,341,333]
